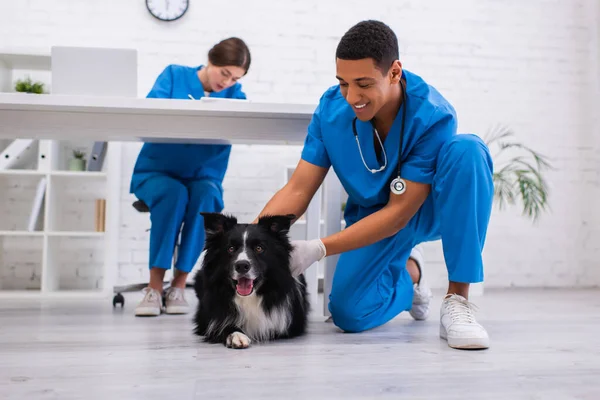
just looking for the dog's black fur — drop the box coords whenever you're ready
[192,213,309,349]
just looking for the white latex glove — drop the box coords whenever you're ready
[289,239,327,277]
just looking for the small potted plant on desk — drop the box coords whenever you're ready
[69,149,87,171]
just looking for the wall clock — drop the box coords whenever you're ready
[146,0,189,22]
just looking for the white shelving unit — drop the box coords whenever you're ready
[0,47,51,93]
[0,140,122,299]
[0,46,132,299]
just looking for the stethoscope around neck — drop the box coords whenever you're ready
[352,79,407,195]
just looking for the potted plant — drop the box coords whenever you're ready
[69,149,87,171]
[484,124,553,223]
[14,77,45,94]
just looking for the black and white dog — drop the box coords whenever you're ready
[192,213,310,349]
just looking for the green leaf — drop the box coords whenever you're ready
[484,124,553,223]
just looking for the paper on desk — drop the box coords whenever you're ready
[201,97,249,102]
[187,94,249,102]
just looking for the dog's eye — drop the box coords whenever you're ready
[227,246,235,254]
[254,245,264,253]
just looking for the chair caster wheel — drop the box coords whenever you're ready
[113,293,125,308]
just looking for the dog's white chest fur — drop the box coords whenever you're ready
[234,294,290,342]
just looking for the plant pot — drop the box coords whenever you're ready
[69,158,86,171]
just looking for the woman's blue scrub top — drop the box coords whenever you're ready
[300,69,458,227]
[130,64,246,192]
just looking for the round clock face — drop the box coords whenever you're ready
[146,0,189,22]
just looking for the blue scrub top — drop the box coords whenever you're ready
[301,69,458,227]
[130,64,246,192]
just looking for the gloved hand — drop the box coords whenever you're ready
[289,239,327,277]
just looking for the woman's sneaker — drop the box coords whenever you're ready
[134,287,163,317]
[164,287,190,315]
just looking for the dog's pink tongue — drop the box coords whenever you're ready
[236,278,254,296]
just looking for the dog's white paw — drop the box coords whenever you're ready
[226,332,251,349]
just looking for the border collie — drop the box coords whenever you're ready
[192,213,309,349]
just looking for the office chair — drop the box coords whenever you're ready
[112,199,193,308]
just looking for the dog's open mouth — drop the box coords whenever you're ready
[235,277,254,296]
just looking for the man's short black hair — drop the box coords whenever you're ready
[335,20,399,72]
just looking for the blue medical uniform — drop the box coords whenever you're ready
[130,64,247,273]
[301,70,494,333]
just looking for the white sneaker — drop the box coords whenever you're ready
[409,281,433,320]
[408,245,432,321]
[164,287,190,315]
[134,287,163,317]
[440,294,489,349]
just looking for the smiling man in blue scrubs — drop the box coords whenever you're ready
[255,20,494,349]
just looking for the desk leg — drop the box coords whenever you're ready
[304,186,321,317]
[322,171,343,318]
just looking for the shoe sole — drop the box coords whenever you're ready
[409,299,431,320]
[440,325,490,350]
[409,309,429,321]
[135,307,161,317]
[410,286,432,321]
[165,306,190,315]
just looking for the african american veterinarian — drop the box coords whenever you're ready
[254,20,493,350]
[131,37,251,317]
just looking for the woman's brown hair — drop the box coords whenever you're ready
[208,37,251,75]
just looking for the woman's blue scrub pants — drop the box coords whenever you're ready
[328,134,494,332]
[132,175,224,273]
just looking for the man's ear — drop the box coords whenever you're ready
[389,60,402,84]
[200,212,237,235]
[257,214,296,234]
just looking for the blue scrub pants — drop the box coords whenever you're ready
[328,134,494,333]
[132,175,224,273]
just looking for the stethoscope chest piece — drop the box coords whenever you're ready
[390,177,407,195]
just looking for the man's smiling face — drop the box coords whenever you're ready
[336,57,399,122]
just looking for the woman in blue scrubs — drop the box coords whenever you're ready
[132,37,251,317]
[255,21,494,350]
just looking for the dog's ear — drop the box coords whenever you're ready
[257,214,296,234]
[200,212,237,235]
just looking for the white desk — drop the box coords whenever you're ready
[0,93,343,316]
[0,93,316,144]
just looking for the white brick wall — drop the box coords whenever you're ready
[1,0,599,289]
[0,236,42,290]
[0,175,42,231]
[52,236,105,290]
